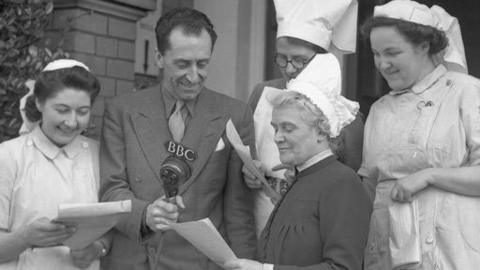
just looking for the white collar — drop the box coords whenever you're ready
[390,65,447,96]
[30,125,87,160]
[297,149,333,172]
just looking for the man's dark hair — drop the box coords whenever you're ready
[155,7,217,55]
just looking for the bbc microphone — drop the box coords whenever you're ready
[159,156,192,198]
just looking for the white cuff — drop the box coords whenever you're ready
[263,263,274,270]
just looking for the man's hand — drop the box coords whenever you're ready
[145,196,185,231]
[242,160,265,189]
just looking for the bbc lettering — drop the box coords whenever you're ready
[166,141,197,161]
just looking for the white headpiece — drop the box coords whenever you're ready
[274,0,358,54]
[42,59,90,72]
[374,0,467,73]
[18,59,91,135]
[285,53,359,138]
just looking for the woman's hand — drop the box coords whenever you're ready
[20,217,76,248]
[242,160,265,189]
[224,259,263,270]
[70,241,105,269]
[390,169,432,202]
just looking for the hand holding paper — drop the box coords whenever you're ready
[54,200,131,249]
[225,119,281,202]
[22,217,76,248]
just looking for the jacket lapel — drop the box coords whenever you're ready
[130,88,170,182]
[178,89,228,195]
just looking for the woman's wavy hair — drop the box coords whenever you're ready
[24,66,100,122]
[361,16,448,55]
[271,91,331,139]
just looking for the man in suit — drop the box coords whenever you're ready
[99,8,256,270]
[244,0,365,237]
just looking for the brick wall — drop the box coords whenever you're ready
[51,0,146,139]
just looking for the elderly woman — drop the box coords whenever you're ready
[225,54,371,270]
[0,60,110,269]
[243,0,363,238]
[360,1,480,269]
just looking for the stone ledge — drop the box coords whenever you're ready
[53,0,146,21]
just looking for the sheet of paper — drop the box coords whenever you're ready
[170,218,236,266]
[225,119,280,201]
[54,200,131,249]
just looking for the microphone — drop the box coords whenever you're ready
[159,156,191,198]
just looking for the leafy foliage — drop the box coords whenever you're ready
[0,0,68,142]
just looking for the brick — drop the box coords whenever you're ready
[107,59,134,80]
[91,96,105,117]
[97,76,116,97]
[108,17,136,40]
[117,40,135,60]
[75,11,108,35]
[69,52,106,76]
[53,9,107,35]
[116,79,135,96]
[53,9,80,30]
[96,36,118,57]
[64,31,96,54]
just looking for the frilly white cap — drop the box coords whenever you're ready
[374,0,467,73]
[274,0,358,54]
[42,59,90,72]
[285,53,359,138]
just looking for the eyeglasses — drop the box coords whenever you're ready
[274,53,316,69]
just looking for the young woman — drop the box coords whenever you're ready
[0,59,110,269]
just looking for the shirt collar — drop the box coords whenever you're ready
[162,86,196,117]
[389,65,448,96]
[30,125,84,160]
[297,149,333,172]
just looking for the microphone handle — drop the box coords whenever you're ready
[163,184,179,199]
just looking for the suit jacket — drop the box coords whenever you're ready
[99,85,257,270]
[248,78,364,171]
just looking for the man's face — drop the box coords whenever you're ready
[275,37,316,81]
[156,27,212,101]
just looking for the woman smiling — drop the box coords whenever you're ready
[0,60,110,270]
[360,1,480,269]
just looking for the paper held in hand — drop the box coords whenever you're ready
[54,200,131,250]
[225,119,280,201]
[170,218,237,267]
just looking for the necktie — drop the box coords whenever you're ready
[169,100,186,142]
